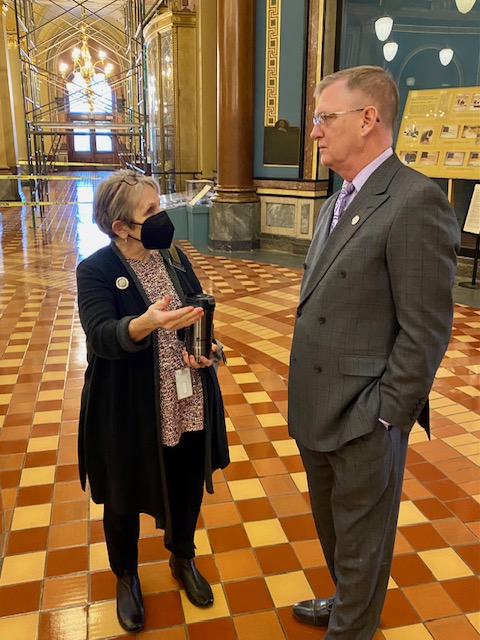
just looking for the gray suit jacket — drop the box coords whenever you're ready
[288,154,460,452]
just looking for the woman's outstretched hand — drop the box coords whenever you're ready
[129,295,203,342]
[146,295,204,331]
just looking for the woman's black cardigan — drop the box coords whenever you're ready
[76,242,229,540]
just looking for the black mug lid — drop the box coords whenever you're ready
[185,293,216,309]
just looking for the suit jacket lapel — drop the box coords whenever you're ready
[300,194,336,299]
[300,154,403,305]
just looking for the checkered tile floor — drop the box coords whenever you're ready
[0,176,479,639]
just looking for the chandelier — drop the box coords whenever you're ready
[59,11,113,109]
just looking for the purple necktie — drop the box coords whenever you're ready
[329,182,355,233]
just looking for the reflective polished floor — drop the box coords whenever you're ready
[0,176,479,640]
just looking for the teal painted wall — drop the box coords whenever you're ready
[333,0,480,203]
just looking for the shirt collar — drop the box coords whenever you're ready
[351,147,393,194]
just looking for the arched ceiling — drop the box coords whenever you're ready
[4,1,169,70]
[25,1,164,23]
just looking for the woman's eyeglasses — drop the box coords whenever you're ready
[106,174,139,210]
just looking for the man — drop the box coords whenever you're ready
[288,66,459,639]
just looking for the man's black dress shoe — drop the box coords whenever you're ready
[292,597,334,627]
[116,571,145,633]
[169,555,214,607]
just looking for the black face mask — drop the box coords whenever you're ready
[129,210,175,249]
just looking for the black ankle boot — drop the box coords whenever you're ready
[169,555,214,607]
[116,570,145,633]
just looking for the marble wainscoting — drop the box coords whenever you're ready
[255,179,327,255]
[259,194,325,255]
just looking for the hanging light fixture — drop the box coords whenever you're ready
[455,0,476,13]
[439,47,454,66]
[383,41,399,62]
[59,9,113,108]
[374,16,394,41]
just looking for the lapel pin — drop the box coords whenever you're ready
[116,276,129,290]
[351,215,360,225]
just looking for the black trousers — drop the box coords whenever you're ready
[103,430,205,577]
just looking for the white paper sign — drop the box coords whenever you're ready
[463,184,480,235]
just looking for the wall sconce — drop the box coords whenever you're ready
[455,0,476,13]
[383,41,398,62]
[439,47,454,66]
[374,16,394,41]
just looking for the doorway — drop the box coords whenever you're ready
[66,71,118,166]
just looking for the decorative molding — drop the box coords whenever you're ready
[7,32,18,49]
[213,185,260,204]
[144,11,196,39]
[304,0,332,181]
[167,0,196,11]
[392,22,479,35]
[395,44,463,87]
[254,177,328,195]
[264,0,281,127]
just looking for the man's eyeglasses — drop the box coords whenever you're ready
[312,108,379,126]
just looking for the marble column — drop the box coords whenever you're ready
[0,8,20,201]
[209,0,260,251]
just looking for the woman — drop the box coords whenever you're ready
[76,170,229,633]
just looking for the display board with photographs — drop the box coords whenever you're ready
[397,86,480,180]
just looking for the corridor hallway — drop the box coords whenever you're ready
[0,176,479,640]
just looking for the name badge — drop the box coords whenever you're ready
[175,368,193,400]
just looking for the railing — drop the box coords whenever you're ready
[151,170,203,195]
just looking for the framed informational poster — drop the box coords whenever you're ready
[396,87,480,180]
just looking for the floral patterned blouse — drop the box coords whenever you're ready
[127,252,204,446]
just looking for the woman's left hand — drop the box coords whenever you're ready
[182,344,217,369]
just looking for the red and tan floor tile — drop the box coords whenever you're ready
[0,177,479,638]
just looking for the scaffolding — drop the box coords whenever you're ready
[12,0,164,222]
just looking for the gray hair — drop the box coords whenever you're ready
[315,66,399,129]
[93,169,160,238]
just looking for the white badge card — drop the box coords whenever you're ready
[175,368,193,400]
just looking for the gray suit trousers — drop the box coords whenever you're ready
[298,423,408,640]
